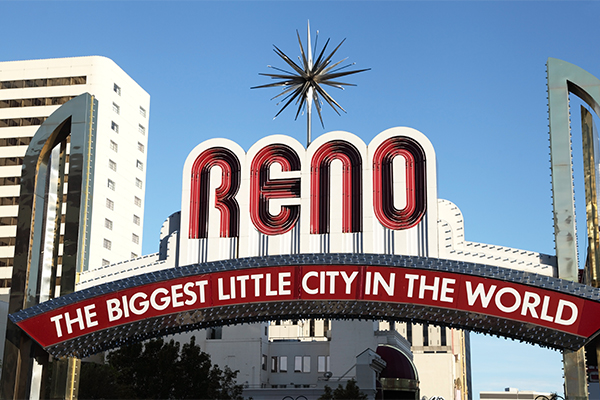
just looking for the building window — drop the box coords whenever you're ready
[423,323,429,347]
[0,117,47,128]
[111,121,119,133]
[271,356,278,372]
[103,239,111,250]
[294,356,302,373]
[279,356,288,372]
[110,140,118,152]
[138,124,146,135]
[0,197,19,206]
[132,233,139,244]
[0,237,15,246]
[105,218,113,230]
[114,83,121,95]
[136,160,144,171]
[102,259,110,267]
[134,196,141,207]
[318,356,326,373]
[108,160,117,171]
[0,258,13,267]
[441,327,447,347]
[0,157,24,166]
[0,217,18,226]
[206,327,222,340]
[0,76,86,90]
[0,177,20,185]
[107,179,115,191]
[137,142,145,153]
[262,355,267,371]
[133,215,141,225]
[131,252,137,259]
[112,102,120,114]
[407,323,412,345]
[140,106,146,118]
[0,137,32,146]
[106,198,114,210]
[303,356,310,373]
[0,97,75,109]
[135,178,143,189]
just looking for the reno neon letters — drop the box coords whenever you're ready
[186,130,427,239]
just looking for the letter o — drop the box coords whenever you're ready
[495,287,521,313]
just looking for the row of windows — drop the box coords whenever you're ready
[110,121,146,136]
[0,154,69,167]
[0,177,20,185]
[108,158,144,172]
[0,96,74,109]
[103,234,139,250]
[0,235,64,247]
[0,237,15,246]
[0,258,13,267]
[0,217,18,226]
[113,102,147,119]
[0,255,62,268]
[113,82,147,119]
[0,157,23,166]
[0,277,64,289]
[0,197,19,206]
[106,197,142,210]
[405,323,447,347]
[262,355,330,374]
[0,117,47,128]
[0,137,32,147]
[0,76,86,90]
[105,215,141,229]
[271,384,311,389]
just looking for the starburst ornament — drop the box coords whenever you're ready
[252,22,369,145]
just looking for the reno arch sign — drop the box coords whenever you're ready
[10,127,600,358]
[181,127,436,263]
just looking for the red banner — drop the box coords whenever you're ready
[16,265,600,349]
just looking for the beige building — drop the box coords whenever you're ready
[0,56,150,298]
[266,319,470,400]
[481,388,553,400]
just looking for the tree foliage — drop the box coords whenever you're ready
[318,379,368,400]
[78,336,243,400]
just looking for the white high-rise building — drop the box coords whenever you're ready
[0,56,150,298]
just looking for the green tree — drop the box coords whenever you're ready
[318,385,334,400]
[78,336,243,400]
[319,379,368,400]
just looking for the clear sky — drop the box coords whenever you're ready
[3,0,600,397]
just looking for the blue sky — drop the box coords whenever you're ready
[4,0,600,397]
